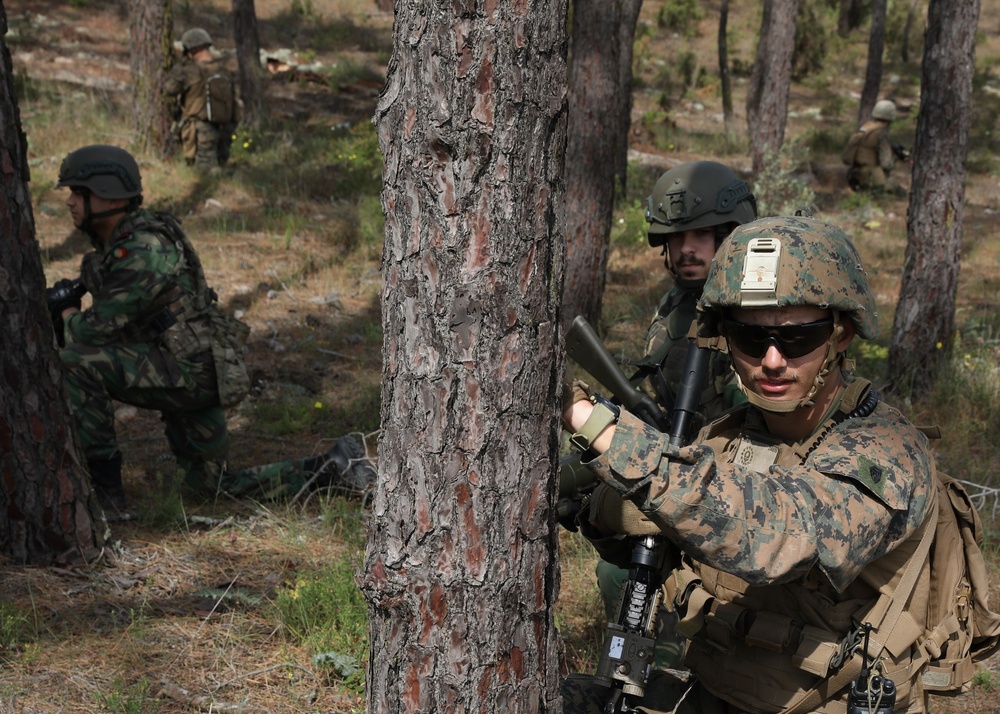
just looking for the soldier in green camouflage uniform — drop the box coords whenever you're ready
[52,146,376,517]
[165,28,239,170]
[562,216,937,713]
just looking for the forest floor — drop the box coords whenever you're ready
[3,0,1000,712]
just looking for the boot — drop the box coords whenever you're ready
[311,435,377,498]
[87,452,134,522]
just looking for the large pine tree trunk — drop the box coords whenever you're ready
[562,0,642,325]
[858,0,887,126]
[746,0,802,174]
[0,6,105,565]
[887,0,980,394]
[129,0,174,157]
[364,1,568,711]
[232,0,266,129]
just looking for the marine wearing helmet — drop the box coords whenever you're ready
[57,145,143,235]
[180,28,213,54]
[698,215,878,412]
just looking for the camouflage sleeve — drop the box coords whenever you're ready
[586,407,934,592]
[64,230,183,346]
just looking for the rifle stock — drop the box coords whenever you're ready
[564,314,711,712]
[565,315,670,432]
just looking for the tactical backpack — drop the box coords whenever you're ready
[841,129,865,166]
[918,467,1000,692]
[204,70,236,125]
[786,463,1000,713]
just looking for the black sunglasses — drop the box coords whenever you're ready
[723,318,834,359]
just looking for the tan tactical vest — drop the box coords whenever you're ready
[663,379,935,713]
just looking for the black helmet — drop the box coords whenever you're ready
[57,145,142,200]
[181,28,213,53]
[645,161,757,248]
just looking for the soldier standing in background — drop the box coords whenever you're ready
[843,99,905,196]
[166,28,240,171]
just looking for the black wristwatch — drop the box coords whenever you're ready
[569,393,620,453]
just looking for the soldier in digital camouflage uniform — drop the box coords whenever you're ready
[52,146,375,519]
[582,161,757,669]
[165,28,239,170]
[843,99,902,196]
[562,216,937,713]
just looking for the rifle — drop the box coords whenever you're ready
[46,278,87,347]
[891,143,910,162]
[565,315,710,713]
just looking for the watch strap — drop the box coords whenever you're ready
[570,401,619,452]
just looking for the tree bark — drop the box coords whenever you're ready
[838,0,866,37]
[719,0,734,135]
[365,1,568,711]
[858,0,887,126]
[887,0,980,395]
[0,3,105,565]
[562,0,642,325]
[232,0,266,129]
[901,0,921,63]
[746,0,802,174]
[129,0,174,158]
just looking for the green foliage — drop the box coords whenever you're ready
[324,59,385,94]
[274,560,368,694]
[93,677,159,714]
[0,601,33,655]
[611,199,648,248]
[751,140,816,217]
[657,0,704,37]
[792,0,834,80]
[253,393,321,437]
[973,667,995,692]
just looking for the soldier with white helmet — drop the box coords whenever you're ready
[562,216,938,712]
[842,99,905,195]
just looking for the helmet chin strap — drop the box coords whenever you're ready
[80,195,128,239]
[737,311,845,414]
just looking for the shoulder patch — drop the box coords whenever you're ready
[856,454,888,501]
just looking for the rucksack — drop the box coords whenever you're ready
[204,71,236,125]
[841,129,865,166]
[786,463,1000,712]
[919,468,1000,692]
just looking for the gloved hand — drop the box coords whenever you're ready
[562,378,591,412]
[46,278,86,316]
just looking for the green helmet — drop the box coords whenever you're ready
[645,161,757,248]
[871,99,897,122]
[698,216,878,340]
[57,145,143,200]
[181,28,213,52]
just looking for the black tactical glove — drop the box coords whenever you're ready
[46,278,86,316]
[46,278,87,347]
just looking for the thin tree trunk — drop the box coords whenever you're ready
[129,0,174,157]
[858,0,887,126]
[232,0,266,129]
[838,0,865,37]
[719,0,734,134]
[364,0,568,711]
[746,0,802,174]
[0,2,105,565]
[887,0,980,395]
[563,0,642,325]
[902,0,921,63]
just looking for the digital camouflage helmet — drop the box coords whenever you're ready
[645,161,757,248]
[697,216,878,412]
[181,28,213,53]
[57,145,143,200]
